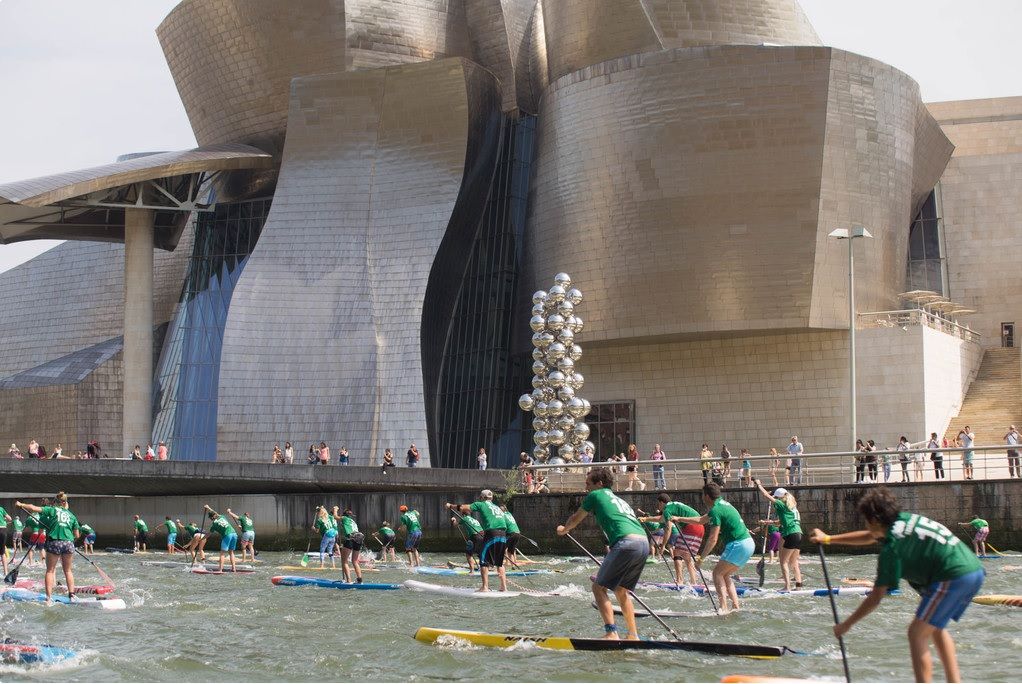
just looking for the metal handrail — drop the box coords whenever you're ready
[858,308,980,342]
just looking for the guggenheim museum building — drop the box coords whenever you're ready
[1,0,1019,469]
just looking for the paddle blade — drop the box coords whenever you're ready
[300,553,309,568]
[756,558,766,587]
[3,567,19,584]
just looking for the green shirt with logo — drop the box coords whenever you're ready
[238,515,255,533]
[209,516,234,539]
[39,505,80,542]
[164,520,177,534]
[13,518,24,532]
[875,512,983,591]
[80,523,94,536]
[706,498,750,546]
[773,499,802,536]
[315,517,336,535]
[400,511,421,533]
[969,518,989,530]
[503,511,520,534]
[580,487,645,546]
[378,526,395,538]
[469,500,507,531]
[134,519,148,533]
[184,523,200,535]
[340,515,359,537]
[457,514,483,537]
[662,501,699,532]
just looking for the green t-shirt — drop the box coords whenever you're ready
[238,515,255,533]
[0,506,8,528]
[503,511,520,534]
[662,501,699,533]
[378,526,395,538]
[767,523,779,534]
[315,517,336,535]
[773,499,802,536]
[457,514,483,537]
[209,516,234,538]
[80,523,94,536]
[469,500,507,531]
[24,516,40,532]
[969,518,989,530]
[340,516,359,537]
[642,519,663,533]
[875,512,983,591]
[13,518,24,532]
[706,498,750,546]
[38,505,79,542]
[164,520,177,534]
[400,511,421,533]
[580,488,645,546]
[134,519,149,533]
[184,523,200,535]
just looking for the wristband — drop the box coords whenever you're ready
[823,534,831,545]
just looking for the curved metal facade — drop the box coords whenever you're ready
[215,58,502,465]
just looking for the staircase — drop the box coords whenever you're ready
[944,347,1022,445]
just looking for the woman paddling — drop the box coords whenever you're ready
[15,492,80,604]
[313,506,338,569]
[556,467,649,640]
[177,519,208,561]
[333,506,364,584]
[752,479,803,590]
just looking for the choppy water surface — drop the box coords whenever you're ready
[2,550,1020,682]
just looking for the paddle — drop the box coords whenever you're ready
[565,532,685,641]
[987,542,1005,556]
[518,534,540,550]
[671,527,720,615]
[817,544,852,683]
[755,515,771,588]
[3,547,32,584]
[74,546,115,589]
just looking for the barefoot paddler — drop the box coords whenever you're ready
[178,520,208,561]
[15,492,79,603]
[204,505,238,572]
[556,467,649,640]
[646,493,703,587]
[450,509,484,572]
[334,507,364,584]
[446,489,508,592]
[227,509,256,562]
[811,487,984,683]
[0,503,10,577]
[374,522,398,562]
[397,506,422,567]
[132,515,149,552]
[79,522,96,554]
[162,517,178,554]
[313,506,338,568]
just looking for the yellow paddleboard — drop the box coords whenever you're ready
[722,677,823,683]
[972,594,1022,607]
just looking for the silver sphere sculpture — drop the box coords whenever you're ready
[518,393,535,411]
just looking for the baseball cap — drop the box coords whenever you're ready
[772,488,788,498]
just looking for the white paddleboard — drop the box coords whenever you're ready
[403,580,522,598]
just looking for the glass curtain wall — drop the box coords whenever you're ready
[907,187,948,295]
[433,115,537,469]
[152,197,272,460]
[585,401,636,462]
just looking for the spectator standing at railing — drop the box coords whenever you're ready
[740,449,753,487]
[28,439,38,459]
[477,448,488,471]
[700,444,713,485]
[927,432,944,479]
[1005,425,1020,478]
[896,437,911,483]
[720,444,732,479]
[650,444,666,490]
[307,444,319,464]
[880,446,893,483]
[854,439,867,484]
[519,452,534,492]
[284,441,294,464]
[864,440,878,483]
[624,444,646,491]
[911,438,925,481]
[318,441,331,465]
[338,446,349,466]
[769,447,780,486]
[959,426,975,480]
[407,443,420,467]
[157,441,168,460]
[786,436,803,485]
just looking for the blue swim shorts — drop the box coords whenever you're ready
[167,533,177,546]
[220,533,238,552]
[916,569,985,629]
[719,537,756,568]
[405,530,422,551]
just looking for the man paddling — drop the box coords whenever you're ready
[450,508,484,572]
[0,502,11,577]
[178,520,208,562]
[334,507,364,584]
[556,467,649,640]
[133,515,149,552]
[79,522,96,555]
[501,505,523,564]
[24,502,47,567]
[374,522,398,562]
[227,509,257,562]
[957,515,990,557]
[15,492,80,604]
[397,505,423,567]
[673,483,754,615]
[12,515,24,552]
[645,493,703,587]
[446,490,509,592]
[203,505,238,572]
[811,487,984,683]
[162,517,178,554]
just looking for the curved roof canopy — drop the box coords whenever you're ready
[0,144,272,249]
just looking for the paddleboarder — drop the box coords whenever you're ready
[0,503,10,576]
[446,490,508,592]
[811,487,984,683]
[227,509,257,562]
[450,508,484,572]
[162,517,178,554]
[313,506,338,569]
[673,483,754,615]
[374,522,398,562]
[957,515,990,556]
[556,467,648,640]
[501,505,523,564]
[132,515,149,552]
[24,502,47,567]
[79,522,96,555]
[178,520,208,561]
[203,505,238,572]
[334,506,364,584]
[12,514,24,552]
[398,505,423,567]
[752,479,803,590]
[14,492,80,604]
[648,493,703,587]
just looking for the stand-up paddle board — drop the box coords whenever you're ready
[593,601,708,618]
[278,565,344,572]
[13,579,114,595]
[630,579,760,596]
[403,580,522,598]
[142,561,253,570]
[190,566,255,575]
[0,639,77,665]
[1,588,127,610]
[414,627,785,658]
[721,676,823,682]
[270,575,399,590]
[414,566,551,577]
[972,594,1022,607]
[104,547,135,554]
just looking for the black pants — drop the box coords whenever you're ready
[855,463,865,483]
[932,456,944,479]
[1009,450,1020,478]
[867,463,878,480]
[899,460,910,481]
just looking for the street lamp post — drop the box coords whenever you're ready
[829,226,873,452]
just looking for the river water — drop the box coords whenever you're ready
[2,550,1020,682]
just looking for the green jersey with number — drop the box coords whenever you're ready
[876,512,983,591]
[469,501,507,531]
[580,488,645,546]
[706,498,750,546]
[773,499,802,536]
[400,511,421,533]
[457,514,483,537]
[238,515,255,533]
[661,501,699,532]
[209,516,234,538]
[39,505,80,541]
[503,511,520,534]
[164,520,177,534]
[379,526,395,538]
[315,517,336,535]
[13,518,24,532]
[340,516,359,537]
[969,518,989,530]
[135,519,148,533]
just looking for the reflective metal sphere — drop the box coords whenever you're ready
[546,399,564,417]
[568,344,582,361]
[546,341,566,362]
[529,315,546,333]
[532,290,548,305]
[566,397,586,418]
[533,445,548,461]
[570,316,584,334]
[539,332,555,348]
[547,284,566,304]
[532,347,545,361]
[532,417,549,432]
[583,440,596,454]
[534,430,549,446]
[532,360,547,375]
[547,428,565,446]
[546,313,565,332]
[540,387,556,402]
[556,357,574,373]
[518,393,535,411]
[557,328,574,345]
[557,385,575,402]
[531,388,545,403]
[531,302,545,316]
[556,414,575,432]
[531,332,545,348]
[571,421,591,441]
[547,370,566,389]
[554,272,572,288]
[531,374,546,389]
[566,287,583,305]
[581,398,592,415]
[534,401,548,418]
[556,300,574,317]
[558,444,576,460]
[569,372,584,390]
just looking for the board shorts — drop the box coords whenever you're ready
[44,539,75,556]
[342,534,364,553]
[220,533,238,552]
[963,450,975,464]
[242,531,255,543]
[669,524,704,557]
[380,534,396,549]
[974,527,989,542]
[595,535,649,591]
[916,568,985,628]
[166,533,177,546]
[136,531,148,544]
[766,531,782,553]
[479,529,507,568]
[85,533,97,544]
[782,532,803,550]
[465,532,484,555]
[719,537,756,567]
[405,530,422,551]
[0,530,6,549]
[28,531,46,549]
[506,532,521,556]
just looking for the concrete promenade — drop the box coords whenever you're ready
[0,460,508,496]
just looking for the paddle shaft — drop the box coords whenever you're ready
[74,546,115,589]
[817,544,852,683]
[565,532,685,641]
[668,522,719,614]
[3,547,32,584]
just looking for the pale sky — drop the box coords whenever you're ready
[0,0,1019,272]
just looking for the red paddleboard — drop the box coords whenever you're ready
[191,566,254,575]
[13,579,114,595]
